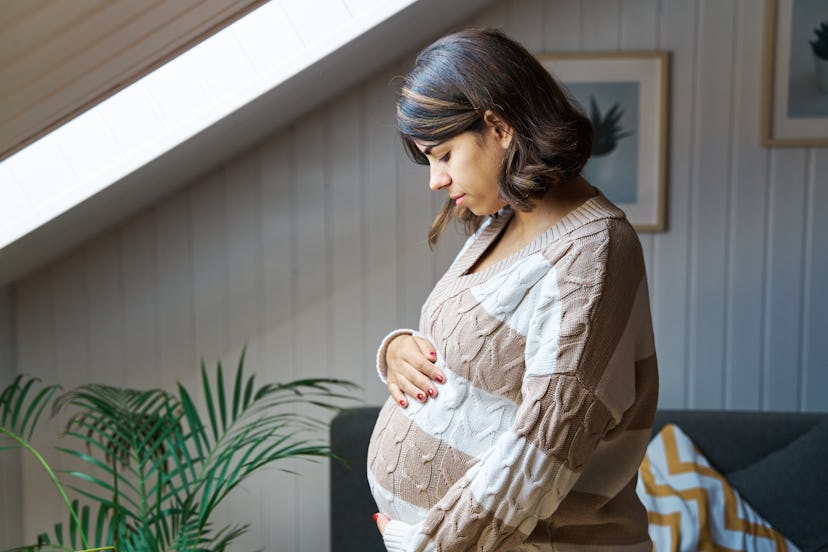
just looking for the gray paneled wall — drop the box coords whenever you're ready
[0,285,22,549]
[4,0,828,549]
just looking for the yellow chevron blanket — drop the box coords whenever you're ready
[637,424,799,552]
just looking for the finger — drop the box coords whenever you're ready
[413,336,438,363]
[386,365,429,403]
[398,361,438,402]
[412,337,445,383]
[373,513,390,535]
[387,382,408,408]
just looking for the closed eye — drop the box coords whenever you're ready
[439,152,450,163]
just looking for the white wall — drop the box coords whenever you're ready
[0,285,22,549]
[5,0,828,549]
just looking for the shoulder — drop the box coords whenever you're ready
[539,215,645,307]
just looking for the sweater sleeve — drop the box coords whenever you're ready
[383,229,644,552]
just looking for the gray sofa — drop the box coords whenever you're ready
[330,407,828,551]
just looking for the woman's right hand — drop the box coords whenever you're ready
[385,334,445,407]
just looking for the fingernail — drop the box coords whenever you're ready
[372,513,380,521]
[417,393,425,401]
[399,398,407,407]
[427,387,435,397]
[429,351,437,357]
[435,374,444,383]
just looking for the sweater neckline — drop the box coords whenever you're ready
[448,191,624,288]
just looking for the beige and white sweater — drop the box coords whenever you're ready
[367,193,659,552]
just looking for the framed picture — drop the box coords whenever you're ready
[537,52,669,232]
[762,0,828,146]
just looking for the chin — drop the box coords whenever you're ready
[470,204,506,217]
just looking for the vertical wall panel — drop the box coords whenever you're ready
[225,152,264,365]
[329,90,367,386]
[0,285,21,549]
[8,0,828,546]
[620,0,658,281]
[652,0,696,408]
[725,0,768,410]
[258,132,299,550]
[120,212,159,390]
[223,146,271,552]
[471,0,510,28]
[15,271,58,541]
[504,0,544,49]
[292,110,333,552]
[619,0,658,296]
[361,68,401,406]
[583,0,620,49]
[49,253,90,526]
[542,0,581,51]
[687,0,736,408]
[764,149,808,410]
[155,192,196,390]
[620,0,658,49]
[223,151,270,550]
[52,254,90,386]
[190,173,229,368]
[84,233,125,385]
[803,149,828,411]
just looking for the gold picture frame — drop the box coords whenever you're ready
[537,51,669,232]
[761,0,828,146]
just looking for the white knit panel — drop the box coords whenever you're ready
[401,362,518,460]
[367,466,429,524]
[469,252,553,337]
[465,431,579,532]
[523,269,562,377]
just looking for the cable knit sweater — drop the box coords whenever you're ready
[367,193,659,552]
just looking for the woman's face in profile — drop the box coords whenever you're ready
[415,121,510,217]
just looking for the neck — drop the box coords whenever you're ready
[508,176,596,240]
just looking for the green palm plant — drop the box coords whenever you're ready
[589,95,633,157]
[0,349,357,552]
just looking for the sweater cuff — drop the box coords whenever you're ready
[383,519,424,552]
[375,329,420,384]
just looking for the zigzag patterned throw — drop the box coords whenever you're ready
[636,424,800,552]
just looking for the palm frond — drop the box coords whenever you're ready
[2,349,359,552]
[1,375,61,442]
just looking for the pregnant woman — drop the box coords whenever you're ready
[367,28,659,552]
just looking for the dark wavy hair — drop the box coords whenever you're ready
[396,28,593,247]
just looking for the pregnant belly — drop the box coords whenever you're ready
[366,397,497,524]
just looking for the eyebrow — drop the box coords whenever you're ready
[421,141,443,156]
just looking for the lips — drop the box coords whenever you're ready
[451,194,465,206]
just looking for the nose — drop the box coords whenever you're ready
[428,163,450,191]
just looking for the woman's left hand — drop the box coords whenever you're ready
[373,512,390,535]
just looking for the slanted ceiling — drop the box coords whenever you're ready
[0,0,496,286]
[0,0,265,162]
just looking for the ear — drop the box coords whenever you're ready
[482,110,513,148]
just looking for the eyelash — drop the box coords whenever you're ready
[439,153,450,163]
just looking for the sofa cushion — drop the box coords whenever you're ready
[637,423,798,551]
[728,419,828,552]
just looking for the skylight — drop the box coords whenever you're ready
[0,0,415,253]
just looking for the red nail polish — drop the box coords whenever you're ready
[435,374,444,383]
[417,393,425,401]
[427,387,435,397]
[430,351,437,357]
[373,513,380,521]
[399,399,406,406]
